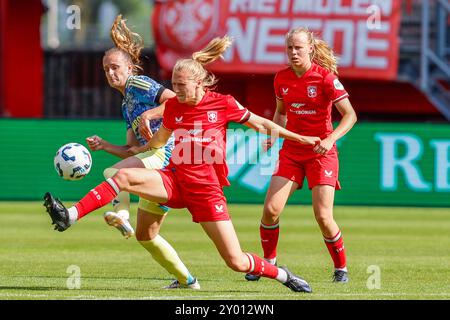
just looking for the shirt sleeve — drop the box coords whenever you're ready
[226,96,251,124]
[323,73,349,103]
[161,99,175,131]
[273,72,283,100]
[127,76,165,105]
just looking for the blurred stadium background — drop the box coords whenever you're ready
[0,0,449,300]
[0,0,449,206]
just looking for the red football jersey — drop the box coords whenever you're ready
[162,91,251,186]
[274,63,349,153]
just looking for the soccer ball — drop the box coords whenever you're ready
[54,143,92,180]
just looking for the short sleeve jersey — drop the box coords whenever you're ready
[122,75,174,153]
[162,91,250,186]
[274,63,348,153]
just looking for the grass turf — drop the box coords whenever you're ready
[0,202,449,300]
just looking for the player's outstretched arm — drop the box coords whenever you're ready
[127,125,172,155]
[312,98,357,155]
[138,103,165,141]
[243,112,320,146]
[138,89,175,141]
[262,99,287,151]
[86,130,140,159]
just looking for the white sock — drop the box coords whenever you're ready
[67,207,78,225]
[336,267,348,272]
[275,268,288,283]
[266,258,276,265]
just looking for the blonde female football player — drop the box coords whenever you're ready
[84,15,199,289]
[245,27,357,283]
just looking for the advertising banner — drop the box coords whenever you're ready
[152,0,401,79]
[0,120,448,207]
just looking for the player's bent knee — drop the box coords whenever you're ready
[135,224,160,241]
[113,168,132,189]
[263,203,282,221]
[135,231,157,242]
[315,214,334,228]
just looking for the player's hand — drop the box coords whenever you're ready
[127,144,147,155]
[139,112,154,141]
[262,138,276,152]
[313,136,334,155]
[298,135,321,146]
[86,135,104,151]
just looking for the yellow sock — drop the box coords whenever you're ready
[139,235,192,284]
[103,168,130,215]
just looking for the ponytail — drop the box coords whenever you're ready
[108,14,144,74]
[311,37,338,75]
[174,36,233,88]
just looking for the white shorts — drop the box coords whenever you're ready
[134,148,170,215]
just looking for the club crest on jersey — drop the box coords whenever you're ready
[207,111,218,123]
[307,86,317,98]
[282,87,289,95]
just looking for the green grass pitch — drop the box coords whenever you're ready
[0,202,449,300]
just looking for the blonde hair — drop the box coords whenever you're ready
[173,36,233,88]
[106,14,144,74]
[286,28,338,74]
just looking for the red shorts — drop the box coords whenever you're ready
[273,148,341,190]
[156,168,230,223]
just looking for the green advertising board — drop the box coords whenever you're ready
[0,119,449,207]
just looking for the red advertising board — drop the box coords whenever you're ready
[153,0,401,80]
[0,0,43,117]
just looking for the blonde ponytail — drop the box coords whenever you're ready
[108,14,144,74]
[174,36,233,88]
[192,36,233,65]
[286,28,338,75]
[311,37,338,75]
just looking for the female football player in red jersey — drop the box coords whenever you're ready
[245,27,357,283]
[43,35,321,293]
[76,15,199,289]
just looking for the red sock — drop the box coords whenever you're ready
[260,222,279,260]
[324,230,347,269]
[245,253,279,279]
[74,179,119,220]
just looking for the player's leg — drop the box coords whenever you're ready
[261,176,299,264]
[43,168,169,231]
[136,200,199,289]
[103,148,167,238]
[312,185,348,282]
[102,156,145,238]
[245,176,298,281]
[200,220,311,293]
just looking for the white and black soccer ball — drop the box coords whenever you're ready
[54,143,92,180]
